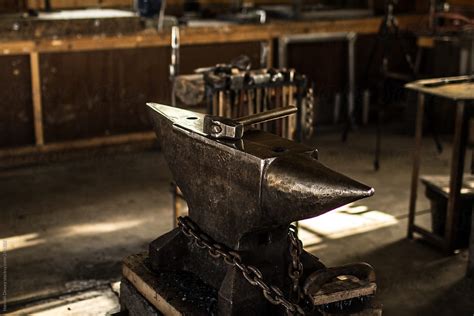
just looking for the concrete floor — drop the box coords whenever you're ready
[1,129,473,315]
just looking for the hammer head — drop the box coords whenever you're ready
[148,103,373,247]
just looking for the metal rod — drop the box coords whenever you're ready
[157,0,167,31]
[170,26,180,107]
[260,41,270,68]
[347,33,357,125]
[237,106,297,127]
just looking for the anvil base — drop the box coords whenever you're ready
[120,253,383,316]
[120,253,218,316]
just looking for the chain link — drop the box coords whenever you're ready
[177,216,305,315]
[303,88,314,139]
[288,224,304,303]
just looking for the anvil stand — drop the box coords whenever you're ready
[120,103,378,315]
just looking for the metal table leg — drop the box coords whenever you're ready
[342,33,357,142]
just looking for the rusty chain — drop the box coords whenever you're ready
[303,87,315,140]
[177,216,305,315]
[288,224,304,303]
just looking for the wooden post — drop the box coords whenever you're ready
[266,38,273,68]
[468,204,474,277]
[407,92,425,239]
[30,51,44,146]
[445,101,468,252]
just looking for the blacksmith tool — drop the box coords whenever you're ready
[146,103,377,315]
[203,105,297,140]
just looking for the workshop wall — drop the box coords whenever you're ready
[0,35,260,149]
[284,33,417,124]
[0,1,26,13]
[0,55,34,148]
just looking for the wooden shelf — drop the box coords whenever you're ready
[421,174,474,199]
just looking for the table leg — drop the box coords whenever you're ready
[468,204,474,277]
[445,101,468,252]
[408,93,425,239]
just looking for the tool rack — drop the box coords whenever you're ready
[203,68,310,142]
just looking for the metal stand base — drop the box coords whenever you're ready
[120,254,382,316]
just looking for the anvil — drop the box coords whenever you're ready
[147,103,374,315]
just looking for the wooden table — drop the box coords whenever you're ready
[406,76,474,253]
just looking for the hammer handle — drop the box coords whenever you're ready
[237,106,297,127]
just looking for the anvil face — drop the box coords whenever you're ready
[148,103,374,248]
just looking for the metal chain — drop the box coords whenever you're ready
[303,87,314,139]
[177,216,305,316]
[288,225,304,303]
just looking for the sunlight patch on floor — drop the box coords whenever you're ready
[7,288,119,316]
[60,219,144,237]
[297,226,323,247]
[299,204,398,239]
[2,219,144,253]
[2,233,45,251]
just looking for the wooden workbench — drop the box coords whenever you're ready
[406,76,474,253]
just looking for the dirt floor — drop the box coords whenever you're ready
[1,128,473,315]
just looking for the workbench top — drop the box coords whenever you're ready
[406,76,474,101]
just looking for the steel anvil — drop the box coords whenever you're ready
[147,103,374,315]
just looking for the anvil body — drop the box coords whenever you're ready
[147,103,373,315]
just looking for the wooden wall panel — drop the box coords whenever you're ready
[0,55,35,148]
[286,40,347,123]
[0,1,26,13]
[450,0,474,6]
[416,0,474,12]
[180,41,261,73]
[40,41,260,143]
[40,47,170,143]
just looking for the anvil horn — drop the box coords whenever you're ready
[262,153,374,223]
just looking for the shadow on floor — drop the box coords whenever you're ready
[348,239,472,316]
